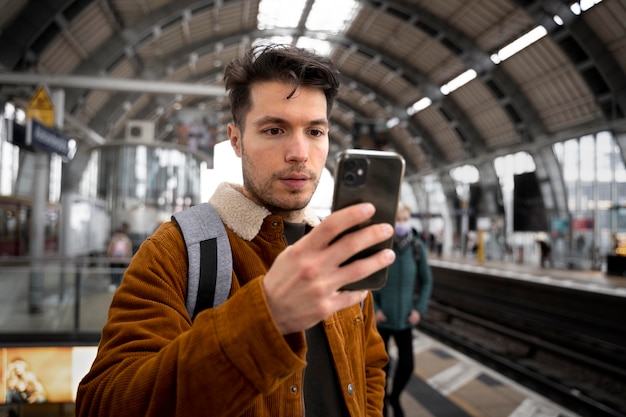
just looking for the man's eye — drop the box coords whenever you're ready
[309,129,325,137]
[265,127,282,136]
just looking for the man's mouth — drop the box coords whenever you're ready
[280,175,309,189]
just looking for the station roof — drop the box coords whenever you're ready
[1,0,625,177]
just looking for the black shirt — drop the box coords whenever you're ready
[282,221,350,417]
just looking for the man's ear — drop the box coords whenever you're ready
[227,123,242,157]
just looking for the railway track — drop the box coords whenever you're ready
[422,265,626,417]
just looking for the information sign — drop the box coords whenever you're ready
[26,85,55,127]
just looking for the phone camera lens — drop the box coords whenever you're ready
[342,157,368,186]
[344,171,357,185]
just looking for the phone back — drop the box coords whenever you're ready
[332,149,406,290]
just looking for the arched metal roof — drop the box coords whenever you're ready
[1,0,625,178]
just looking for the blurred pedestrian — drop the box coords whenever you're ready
[537,239,551,268]
[374,202,433,417]
[106,222,132,291]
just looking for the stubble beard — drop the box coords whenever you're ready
[241,159,319,213]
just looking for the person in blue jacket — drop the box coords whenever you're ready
[374,202,434,417]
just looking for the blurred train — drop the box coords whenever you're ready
[0,195,60,257]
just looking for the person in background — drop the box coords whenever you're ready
[374,202,433,417]
[76,44,394,417]
[537,239,551,268]
[106,222,133,291]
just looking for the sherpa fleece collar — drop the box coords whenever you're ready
[209,182,321,241]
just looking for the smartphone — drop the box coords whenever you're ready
[331,149,406,290]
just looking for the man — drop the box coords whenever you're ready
[76,44,394,416]
[373,202,433,417]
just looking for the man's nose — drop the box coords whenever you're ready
[286,132,309,162]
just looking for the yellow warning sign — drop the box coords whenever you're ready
[26,86,55,127]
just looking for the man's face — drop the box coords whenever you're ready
[228,81,329,220]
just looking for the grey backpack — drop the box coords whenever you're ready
[172,203,232,321]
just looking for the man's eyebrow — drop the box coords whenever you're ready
[251,116,329,127]
[309,119,329,127]
[252,116,286,126]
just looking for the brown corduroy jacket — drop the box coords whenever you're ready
[76,182,388,417]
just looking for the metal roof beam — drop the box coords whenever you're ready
[516,0,626,120]
[0,0,70,70]
[0,72,225,96]
[364,0,546,144]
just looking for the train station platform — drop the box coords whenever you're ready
[429,252,626,296]
[393,330,581,417]
[0,254,619,416]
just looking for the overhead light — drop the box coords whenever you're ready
[257,0,360,56]
[258,0,360,33]
[386,117,399,129]
[253,36,294,48]
[305,0,361,33]
[407,97,432,115]
[490,25,547,64]
[490,2,600,65]
[296,38,332,56]
[440,69,477,95]
[257,0,306,29]
[571,0,603,15]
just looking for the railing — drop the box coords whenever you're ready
[0,255,129,337]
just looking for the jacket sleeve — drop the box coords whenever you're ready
[363,293,388,417]
[75,222,306,417]
[414,241,433,316]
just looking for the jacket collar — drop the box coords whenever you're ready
[209,182,321,241]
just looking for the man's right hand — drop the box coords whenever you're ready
[262,203,395,335]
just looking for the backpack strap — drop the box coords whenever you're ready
[412,238,422,265]
[172,203,232,320]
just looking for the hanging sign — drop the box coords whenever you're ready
[26,85,55,127]
[27,118,71,158]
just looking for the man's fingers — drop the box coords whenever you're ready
[310,203,377,247]
[328,290,368,313]
[305,205,395,289]
[329,221,394,265]
[335,246,395,289]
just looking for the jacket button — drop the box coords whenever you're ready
[290,385,298,394]
[347,384,354,395]
[272,221,279,227]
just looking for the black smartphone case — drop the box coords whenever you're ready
[331,149,406,290]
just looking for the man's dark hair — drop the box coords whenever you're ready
[223,43,340,128]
